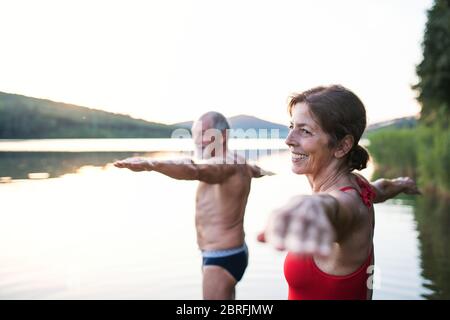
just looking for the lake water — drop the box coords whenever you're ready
[0,139,448,300]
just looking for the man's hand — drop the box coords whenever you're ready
[113,157,153,172]
[393,177,421,195]
[250,165,275,178]
[257,195,336,256]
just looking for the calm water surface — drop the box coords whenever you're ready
[0,139,448,299]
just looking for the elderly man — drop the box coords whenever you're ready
[114,111,272,299]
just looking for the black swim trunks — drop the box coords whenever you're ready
[201,243,248,282]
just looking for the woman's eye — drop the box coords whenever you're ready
[301,128,311,135]
[288,124,311,135]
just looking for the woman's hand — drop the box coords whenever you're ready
[258,195,336,256]
[393,177,421,195]
[113,157,153,172]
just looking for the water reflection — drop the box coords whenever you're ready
[0,152,170,180]
[414,197,450,299]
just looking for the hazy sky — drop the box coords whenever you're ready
[0,0,433,125]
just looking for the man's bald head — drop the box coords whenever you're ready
[192,111,230,160]
[197,111,230,131]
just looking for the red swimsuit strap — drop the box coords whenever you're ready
[339,176,376,208]
[339,186,357,192]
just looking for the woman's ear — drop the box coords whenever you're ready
[334,135,354,159]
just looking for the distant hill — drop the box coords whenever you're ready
[366,116,418,133]
[174,114,289,138]
[0,92,177,138]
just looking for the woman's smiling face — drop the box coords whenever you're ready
[285,102,335,175]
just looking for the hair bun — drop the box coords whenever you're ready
[348,145,369,171]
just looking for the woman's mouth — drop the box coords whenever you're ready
[291,152,309,163]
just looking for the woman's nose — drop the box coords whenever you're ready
[285,129,298,147]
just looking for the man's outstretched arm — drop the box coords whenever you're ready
[371,177,421,203]
[114,157,237,184]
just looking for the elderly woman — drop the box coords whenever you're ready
[259,85,420,300]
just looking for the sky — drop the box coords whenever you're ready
[0,0,433,125]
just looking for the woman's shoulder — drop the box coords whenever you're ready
[331,173,364,194]
[350,172,369,185]
[329,174,374,217]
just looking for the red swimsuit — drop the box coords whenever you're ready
[284,176,376,300]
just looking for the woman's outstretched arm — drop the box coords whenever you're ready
[371,177,421,203]
[257,193,359,255]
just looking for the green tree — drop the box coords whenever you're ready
[414,0,450,125]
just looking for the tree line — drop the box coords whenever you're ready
[0,92,177,138]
